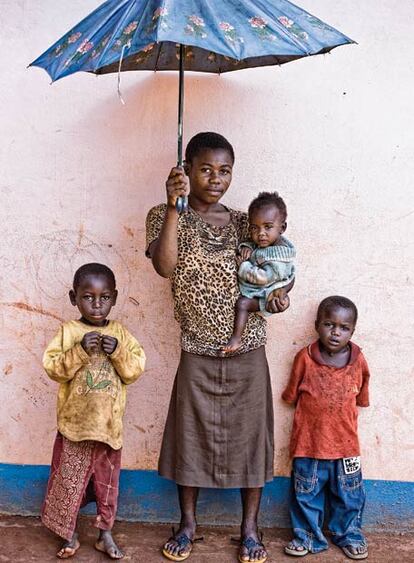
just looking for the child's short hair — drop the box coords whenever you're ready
[73,263,116,291]
[317,295,358,325]
[185,132,235,164]
[248,191,287,222]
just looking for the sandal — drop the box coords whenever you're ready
[285,540,309,557]
[232,534,268,563]
[56,537,80,559]
[342,545,368,560]
[162,527,203,562]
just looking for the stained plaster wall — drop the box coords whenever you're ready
[0,1,413,489]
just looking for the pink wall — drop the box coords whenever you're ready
[1,1,413,481]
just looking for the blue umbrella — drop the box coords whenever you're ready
[30,0,355,211]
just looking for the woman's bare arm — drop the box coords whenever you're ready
[148,166,189,278]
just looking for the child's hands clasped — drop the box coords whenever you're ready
[166,166,189,209]
[101,335,118,355]
[81,332,118,355]
[81,332,102,355]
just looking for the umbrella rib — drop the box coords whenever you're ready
[251,0,310,54]
[94,1,140,71]
[153,0,169,44]
[154,42,162,72]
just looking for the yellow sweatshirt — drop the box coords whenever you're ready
[43,320,146,450]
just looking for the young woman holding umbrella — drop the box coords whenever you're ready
[146,132,293,562]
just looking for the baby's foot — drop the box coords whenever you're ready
[57,533,80,559]
[222,336,242,354]
[95,530,124,559]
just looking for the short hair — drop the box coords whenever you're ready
[248,191,287,222]
[316,295,358,325]
[185,132,235,164]
[73,263,116,291]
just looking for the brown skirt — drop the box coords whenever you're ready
[158,346,274,488]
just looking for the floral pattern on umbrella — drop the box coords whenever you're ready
[146,7,170,34]
[111,20,138,52]
[64,39,95,67]
[185,15,208,38]
[248,16,277,42]
[278,16,308,41]
[219,22,244,45]
[135,43,156,64]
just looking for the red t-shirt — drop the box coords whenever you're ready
[282,341,370,459]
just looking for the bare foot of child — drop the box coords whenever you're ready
[222,336,242,354]
[57,533,80,559]
[95,530,124,559]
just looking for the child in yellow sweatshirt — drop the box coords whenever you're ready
[42,263,145,560]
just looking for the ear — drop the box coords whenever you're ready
[314,319,319,332]
[112,290,118,306]
[183,160,190,175]
[69,289,76,306]
[280,221,287,234]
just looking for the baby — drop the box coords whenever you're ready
[224,191,295,353]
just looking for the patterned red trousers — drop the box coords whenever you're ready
[42,433,122,540]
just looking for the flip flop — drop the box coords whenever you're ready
[342,545,368,560]
[284,541,309,557]
[162,528,203,561]
[233,534,268,563]
[56,538,80,559]
[95,539,124,559]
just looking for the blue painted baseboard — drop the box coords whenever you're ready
[0,463,413,531]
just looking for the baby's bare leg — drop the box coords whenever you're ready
[223,297,260,353]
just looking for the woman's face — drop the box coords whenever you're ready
[186,148,233,205]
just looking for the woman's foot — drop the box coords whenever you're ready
[57,533,80,559]
[162,525,196,561]
[95,530,124,559]
[284,540,309,557]
[222,335,242,354]
[342,545,368,560]
[238,533,268,563]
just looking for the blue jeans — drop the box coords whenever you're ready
[288,457,367,553]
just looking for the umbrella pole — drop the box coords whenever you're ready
[177,43,184,167]
[176,44,188,213]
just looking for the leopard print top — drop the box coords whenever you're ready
[146,204,267,356]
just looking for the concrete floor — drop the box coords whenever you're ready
[0,515,413,562]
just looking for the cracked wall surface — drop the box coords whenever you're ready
[0,1,413,485]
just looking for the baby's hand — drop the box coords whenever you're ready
[266,288,290,313]
[81,332,102,355]
[166,166,189,210]
[237,246,252,266]
[255,255,265,266]
[101,335,118,355]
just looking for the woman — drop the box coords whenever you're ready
[146,132,292,563]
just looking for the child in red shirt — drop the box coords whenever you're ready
[282,296,370,560]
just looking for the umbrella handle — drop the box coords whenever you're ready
[176,44,188,213]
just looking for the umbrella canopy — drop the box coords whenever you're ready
[31,0,354,80]
[30,0,355,211]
